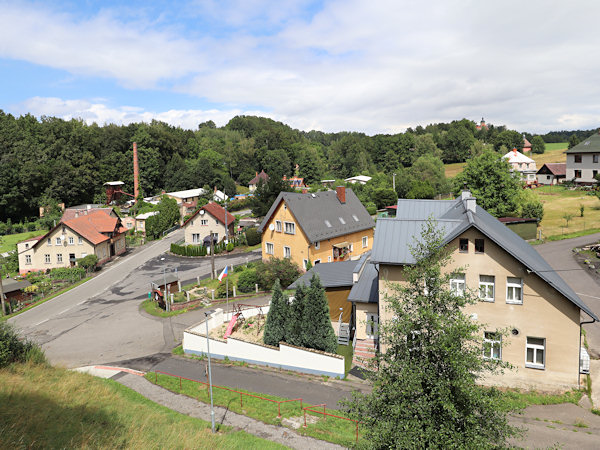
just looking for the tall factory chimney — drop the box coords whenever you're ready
[133,142,140,199]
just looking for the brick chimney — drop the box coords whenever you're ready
[336,186,346,204]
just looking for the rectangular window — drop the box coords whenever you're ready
[479,275,495,302]
[44,254,51,264]
[68,236,74,245]
[593,170,598,179]
[303,259,309,270]
[483,332,501,360]
[526,337,545,369]
[265,242,274,255]
[459,238,468,252]
[450,273,465,295]
[366,313,379,338]
[475,239,484,253]
[201,219,208,226]
[275,220,282,232]
[362,236,368,248]
[594,154,599,164]
[574,154,582,163]
[284,222,295,234]
[313,259,321,264]
[79,237,83,244]
[57,253,63,263]
[25,255,32,264]
[506,277,523,304]
[47,238,52,246]
[192,233,201,243]
[575,170,582,178]
[284,246,291,258]
[314,241,320,249]
[55,237,61,245]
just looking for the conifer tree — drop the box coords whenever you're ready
[263,280,287,346]
[301,275,337,353]
[285,283,307,347]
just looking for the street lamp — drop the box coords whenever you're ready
[204,310,216,433]
[160,257,169,313]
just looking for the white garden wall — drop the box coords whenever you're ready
[183,308,345,378]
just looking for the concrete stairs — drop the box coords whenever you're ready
[337,323,350,345]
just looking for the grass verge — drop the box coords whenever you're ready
[0,362,284,449]
[1,276,92,322]
[140,298,199,318]
[497,388,583,411]
[147,371,363,447]
[337,343,353,377]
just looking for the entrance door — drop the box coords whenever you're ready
[366,313,378,339]
[69,253,76,267]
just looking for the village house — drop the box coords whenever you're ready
[135,211,159,234]
[536,163,566,185]
[344,175,372,185]
[182,202,235,246]
[522,135,532,153]
[565,131,600,185]
[164,188,207,219]
[258,187,375,270]
[503,148,537,185]
[248,170,269,192]
[362,192,597,391]
[17,209,127,274]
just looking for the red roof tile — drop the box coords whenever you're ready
[183,202,235,228]
[249,170,269,185]
[62,210,121,245]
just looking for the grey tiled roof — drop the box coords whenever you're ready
[565,132,600,154]
[258,189,375,243]
[371,195,599,321]
[348,262,378,304]
[288,260,356,289]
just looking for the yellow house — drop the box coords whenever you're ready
[258,187,375,270]
[360,192,598,391]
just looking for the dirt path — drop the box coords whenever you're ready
[115,373,344,450]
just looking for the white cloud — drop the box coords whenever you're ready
[3,1,600,133]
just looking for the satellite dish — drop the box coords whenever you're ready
[200,210,205,215]
[269,223,275,231]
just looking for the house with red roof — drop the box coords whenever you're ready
[536,163,566,185]
[248,170,269,192]
[182,202,235,246]
[17,209,127,274]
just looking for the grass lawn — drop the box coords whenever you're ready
[444,161,466,178]
[147,371,363,447]
[140,298,200,318]
[0,230,45,253]
[534,185,600,238]
[0,362,284,449]
[337,343,353,376]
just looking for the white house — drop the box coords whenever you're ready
[502,149,537,185]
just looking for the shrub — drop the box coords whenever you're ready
[77,254,99,273]
[0,322,46,368]
[245,227,262,246]
[256,258,302,290]
[216,281,234,298]
[364,202,377,215]
[49,266,86,282]
[226,242,234,252]
[237,269,258,293]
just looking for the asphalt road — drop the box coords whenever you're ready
[536,232,600,357]
[9,229,261,368]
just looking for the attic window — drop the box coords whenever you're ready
[324,220,332,227]
[339,217,346,224]
[352,214,359,222]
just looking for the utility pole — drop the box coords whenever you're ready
[210,229,215,279]
[0,272,5,317]
[224,201,229,317]
[393,173,396,192]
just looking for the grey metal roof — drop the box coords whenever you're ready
[258,189,375,243]
[288,260,356,289]
[2,278,31,294]
[371,195,599,321]
[565,132,600,154]
[348,262,379,304]
[152,273,179,286]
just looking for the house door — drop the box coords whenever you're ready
[69,253,76,267]
[366,313,378,339]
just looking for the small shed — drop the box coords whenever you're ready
[2,278,32,304]
[150,273,180,307]
[537,163,566,185]
[498,217,538,240]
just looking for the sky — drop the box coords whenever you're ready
[1,0,600,135]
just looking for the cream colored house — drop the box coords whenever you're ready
[165,188,207,220]
[362,192,598,391]
[182,202,235,245]
[135,211,159,234]
[18,209,127,274]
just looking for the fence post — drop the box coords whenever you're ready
[240,392,243,408]
[303,410,307,428]
[300,399,303,411]
[356,422,359,443]
[179,376,182,391]
[211,290,215,301]
[323,405,326,420]
[278,402,281,418]
[255,283,258,293]
[197,276,200,285]
[233,286,236,297]
[155,372,157,384]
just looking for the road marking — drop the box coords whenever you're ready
[34,319,48,326]
[77,300,86,305]
[59,308,71,315]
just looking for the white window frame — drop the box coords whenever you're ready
[44,254,51,264]
[284,221,295,235]
[265,242,274,255]
[192,233,201,244]
[57,253,63,263]
[275,220,282,232]
[47,238,52,246]
[283,246,291,259]
[314,241,320,249]
[526,337,545,369]
[366,313,379,339]
[483,332,501,360]
[68,236,74,245]
[55,237,61,245]
[25,255,32,265]
[313,259,321,264]
[78,237,83,244]
[349,243,353,252]
[450,273,466,296]
[362,236,368,248]
[479,275,495,302]
[201,219,208,226]
[506,277,523,304]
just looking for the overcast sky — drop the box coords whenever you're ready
[1,0,599,135]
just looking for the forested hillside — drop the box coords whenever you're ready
[0,109,596,223]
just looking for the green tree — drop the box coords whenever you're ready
[568,134,580,149]
[343,220,517,448]
[410,155,449,196]
[285,283,307,347]
[251,177,293,217]
[300,275,337,353]
[372,188,398,209]
[407,180,436,199]
[256,257,302,291]
[493,130,523,152]
[263,280,287,346]
[441,122,475,163]
[454,150,522,217]
[530,136,546,154]
[77,254,99,273]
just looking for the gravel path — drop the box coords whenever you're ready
[116,373,344,450]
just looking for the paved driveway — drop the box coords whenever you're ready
[536,233,600,356]
[10,230,261,368]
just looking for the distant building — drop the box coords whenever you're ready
[135,211,159,234]
[503,148,537,185]
[522,136,532,153]
[165,188,207,219]
[476,117,489,130]
[537,163,566,185]
[565,131,600,185]
[344,175,372,185]
[248,170,269,192]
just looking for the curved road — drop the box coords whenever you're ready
[10,229,261,367]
